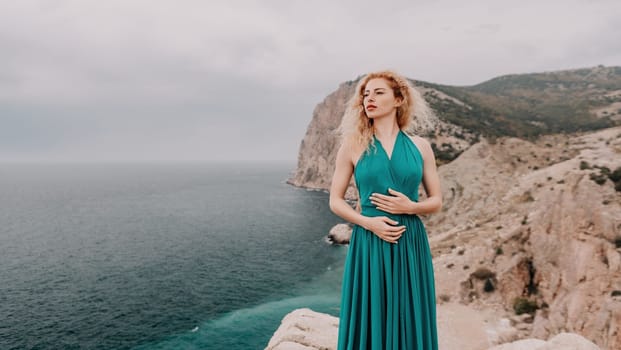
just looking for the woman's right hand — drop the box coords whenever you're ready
[362,216,406,244]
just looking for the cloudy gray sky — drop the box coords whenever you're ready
[1,0,620,162]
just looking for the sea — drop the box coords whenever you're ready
[0,162,347,350]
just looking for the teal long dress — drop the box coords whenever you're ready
[337,130,438,350]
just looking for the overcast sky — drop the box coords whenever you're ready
[1,0,620,162]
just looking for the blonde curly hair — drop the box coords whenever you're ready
[338,70,430,152]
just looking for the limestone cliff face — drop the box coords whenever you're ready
[429,126,621,349]
[286,81,356,191]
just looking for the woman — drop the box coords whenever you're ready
[329,70,442,349]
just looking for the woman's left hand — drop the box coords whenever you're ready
[370,188,415,215]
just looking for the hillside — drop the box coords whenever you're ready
[419,65,621,139]
[288,65,621,190]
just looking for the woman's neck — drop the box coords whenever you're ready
[373,117,400,140]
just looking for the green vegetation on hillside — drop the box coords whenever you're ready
[414,65,621,139]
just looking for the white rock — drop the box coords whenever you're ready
[327,224,352,245]
[265,308,339,350]
[487,332,601,350]
[510,313,534,325]
[487,338,546,350]
[271,341,317,350]
[515,323,531,331]
[537,332,601,350]
[266,307,602,350]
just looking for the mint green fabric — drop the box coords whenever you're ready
[337,130,438,350]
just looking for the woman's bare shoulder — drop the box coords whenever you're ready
[406,133,433,156]
[337,138,365,164]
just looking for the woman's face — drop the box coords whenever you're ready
[362,78,401,120]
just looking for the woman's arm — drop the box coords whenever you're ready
[329,141,370,227]
[412,136,443,214]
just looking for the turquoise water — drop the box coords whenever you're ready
[0,163,346,349]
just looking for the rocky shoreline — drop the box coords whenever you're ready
[265,308,602,350]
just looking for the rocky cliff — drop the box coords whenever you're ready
[283,68,621,348]
[286,80,355,191]
[429,126,621,349]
